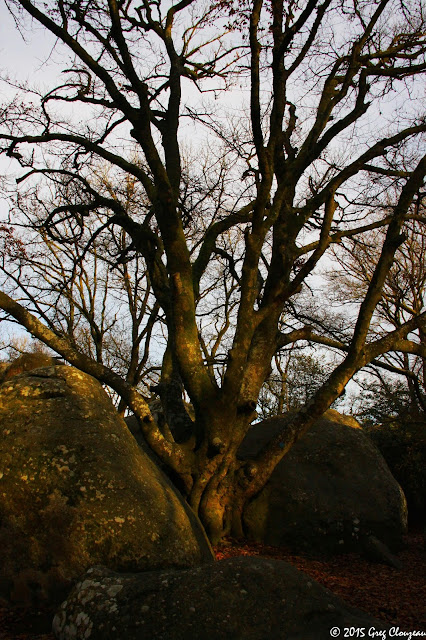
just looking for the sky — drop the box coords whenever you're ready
[0,2,62,349]
[0,3,58,77]
[0,1,62,210]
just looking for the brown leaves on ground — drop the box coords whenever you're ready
[0,532,424,639]
[214,531,426,632]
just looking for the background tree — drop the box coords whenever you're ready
[330,209,426,416]
[327,212,426,524]
[0,0,426,542]
[257,350,344,419]
[0,177,162,407]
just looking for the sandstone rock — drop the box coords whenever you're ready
[52,559,390,640]
[322,408,362,429]
[0,352,61,384]
[0,366,213,607]
[125,414,151,450]
[239,411,407,554]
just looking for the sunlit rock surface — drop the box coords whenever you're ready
[0,365,213,606]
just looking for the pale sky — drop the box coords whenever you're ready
[0,2,66,217]
[0,2,61,348]
[0,2,60,80]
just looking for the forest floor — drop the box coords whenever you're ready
[0,531,424,639]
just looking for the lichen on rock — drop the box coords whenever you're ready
[0,365,213,607]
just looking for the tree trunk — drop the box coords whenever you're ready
[176,355,366,543]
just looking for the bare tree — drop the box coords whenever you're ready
[0,182,161,405]
[0,0,425,541]
[330,212,426,414]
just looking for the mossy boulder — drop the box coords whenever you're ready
[0,366,213,606]
[239,410,407,554]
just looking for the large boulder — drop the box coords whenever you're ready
[0,365,213,607]
[239,410,407,553]
[52,559,390,640]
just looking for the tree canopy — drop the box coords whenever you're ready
[1,0,425,541]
